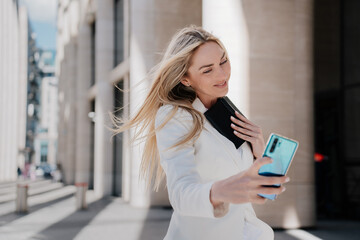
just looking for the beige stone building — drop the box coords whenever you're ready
[56,0,316,228]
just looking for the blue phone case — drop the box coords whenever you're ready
[258,133,298,200]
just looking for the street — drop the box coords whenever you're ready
[0,180,359,240]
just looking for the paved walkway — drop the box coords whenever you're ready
[0,181,359,240]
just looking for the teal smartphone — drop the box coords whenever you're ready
[258,133,299,200]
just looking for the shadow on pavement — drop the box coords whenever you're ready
[29,197,112,240]
[0,194,74,227]
[138,206,172,240]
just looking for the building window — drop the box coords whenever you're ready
[112,80,124,196]
[114,0,124,66]
[40,142,48,163]
[89,100,95,189]
[91,21,96,86]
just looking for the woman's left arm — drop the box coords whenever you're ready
[230,111,265,159]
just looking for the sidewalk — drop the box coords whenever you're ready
[0,189,359,240]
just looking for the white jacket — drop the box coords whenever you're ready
[155,98,274,240]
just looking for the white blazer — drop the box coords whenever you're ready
[155,98,274,240]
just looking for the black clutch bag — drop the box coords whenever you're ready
[204,96,246,149]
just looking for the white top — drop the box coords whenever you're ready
[155,98,274,240]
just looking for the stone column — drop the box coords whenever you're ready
[129,0,202,207]
[94,0,114,197]
[60,41,77,185]
[0,0,5,180]
[56,2,66,183]
[57,60,66,182]
[75,23,92,184]
[203,0,315,229]
[17,6,28,170]
[65,39,77,185]
[0,0,20,181]
[242,0,315,228]
[121,0,131,203]
[202,0,250,115]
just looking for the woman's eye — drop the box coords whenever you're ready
[220,59,228,65]
[203,59,227,74]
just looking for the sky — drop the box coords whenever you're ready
[19,0,57,50]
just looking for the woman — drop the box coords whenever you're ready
[114,25,289,240]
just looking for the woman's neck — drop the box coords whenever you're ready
[198,96,218,109]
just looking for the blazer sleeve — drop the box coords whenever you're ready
[155,105,229,219]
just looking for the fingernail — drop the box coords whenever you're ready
[230,116,235,120]
[231,123,235,128]
[285,177,290,183]
[234,130,238,135]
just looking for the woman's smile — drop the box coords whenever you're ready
[214,80,227,88]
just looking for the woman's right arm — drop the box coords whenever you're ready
[156,106,290,217]
[210,157,290,206]
[156,106,222,218]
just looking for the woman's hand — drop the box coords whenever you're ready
[210,157,290,206]
[230,111,265,159]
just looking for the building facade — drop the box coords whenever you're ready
[56,0,315,228]
[34,50,58,166]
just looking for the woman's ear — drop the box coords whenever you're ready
[180,78,191,87]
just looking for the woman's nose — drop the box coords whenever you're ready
[216,67,228,79]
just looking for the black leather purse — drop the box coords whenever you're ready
[204,96,247,149]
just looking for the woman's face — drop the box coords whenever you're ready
[181,41,231,108]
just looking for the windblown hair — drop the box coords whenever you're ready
[112,25,228,191]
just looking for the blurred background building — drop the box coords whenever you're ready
[34,49,58,166]
[56,0,315,228]
[314,0,360,220]
[0,0,58,181]
[1,0,359,231]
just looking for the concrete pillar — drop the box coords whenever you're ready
[129,0,202,207]
[121,0,131,203]
[202,0,250,115]
[57,59,66,181]
[17,6,28,171]
[75,23,92,184]
[203,0,315,229]
[64,40,77,184]
[16,184,28,213]
[0,0,19,182]
[94,0,114,197]
[242,0,315,228]
[56,3,66,182]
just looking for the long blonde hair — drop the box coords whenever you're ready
[113,25,228,191]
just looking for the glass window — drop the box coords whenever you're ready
[112,81,124,196]
[91,22,96,86]
[114,0,124,66]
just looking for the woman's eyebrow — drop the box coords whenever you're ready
[198,52,226,71]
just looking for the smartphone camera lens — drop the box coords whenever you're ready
[270,138,278,153]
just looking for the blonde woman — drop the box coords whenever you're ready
[114,25,289,240]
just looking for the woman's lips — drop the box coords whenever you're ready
[214,81,227,88]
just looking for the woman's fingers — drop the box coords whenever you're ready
[230,116,259,133]
[257,175,290,186]
[251,195,268,204]
[256,186,286,195]
[233,130,252,142]
[231,123,259,138]
[250,157,273,172]
[234,111,257,127]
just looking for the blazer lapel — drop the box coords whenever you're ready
[192,98,244,171]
